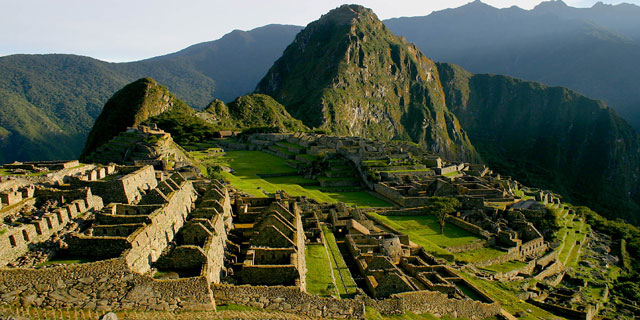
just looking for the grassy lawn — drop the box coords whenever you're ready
[551,203,588,267]
[305,244,339,297]
[322,225,358,297]
[442,171,460,177]
[0,168,51,177]
[215,303,262,312]
[217,151,391,208]
[271,145,296,156]
[277,141,305,150]
[264,176,318,185]
[482,260,528,273]
[224,151,297,175]
[565,220,588,268]
[378,169,432,173]
[455,247,506,264]
[297,154,318,162]
[366,212,454,260]
[362,160,388,167]
[366,213,480,247]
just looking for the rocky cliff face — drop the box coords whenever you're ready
[438,62,640,222]
[80,78,183,159]
[256,5,478,161]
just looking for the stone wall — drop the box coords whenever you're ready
[373,183,431,207]
[528,299,594,320]
[212,283,501,319]
[0,258,214,311]
[536,250,558,268]
[379,291,501,319]
[493,260,537,281]
[0,194,103,266]
[119,165,158,204]
[201,214,226,283]
[519,237,546,257]
[445,240,487,253]
[534,260,565,281]
[445,216,491,240]
[71,165,157,204]
[67,177,196,274]
[212,284,364,319]
[123,179,197,274]
[238,265,300,286]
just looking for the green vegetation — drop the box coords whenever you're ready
[81,78,187,158]
[305,244,339,297]
[277,141,305,150]
[368,212,477,247]
[551,204,589,267]
[442,170,460,177]
[150,101,222,146]
[439,61,640,224]
[153,270,177,279]
[481,260,528,273]
[0,25,301,163]
[578,205,640,303]
[215,303,262,312]
[193,150,391,208]
[458,271,559,320]
[204,94,308,133]
[255,5,479,162]
[368,212,473,260]
[454,247,506,264]
[322,225,358,297]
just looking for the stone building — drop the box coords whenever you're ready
[234,196,307,290]
[66,171,197,274]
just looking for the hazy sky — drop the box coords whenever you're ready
[1,0,638,62]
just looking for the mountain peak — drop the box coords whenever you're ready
[533,0,570,12]
[256,6,479,161]
[315,4,380,28]
[80,77,183,159]
[459,0,496,11]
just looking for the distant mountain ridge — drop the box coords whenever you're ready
[438,62,640,223]
[0,24,301,163]
[385,0,640,129]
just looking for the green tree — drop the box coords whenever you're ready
[424,197,461,234]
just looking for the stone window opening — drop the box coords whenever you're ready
[8,235,17,247]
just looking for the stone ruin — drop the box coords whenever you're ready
[225,195,306,289]
[83,125,189,169]
[1,130,573,319]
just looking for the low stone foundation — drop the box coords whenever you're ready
[211,283,501,319]
[0,258,214,311]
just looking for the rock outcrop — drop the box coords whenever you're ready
[80,78,184,159]
[256,5,479,162]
